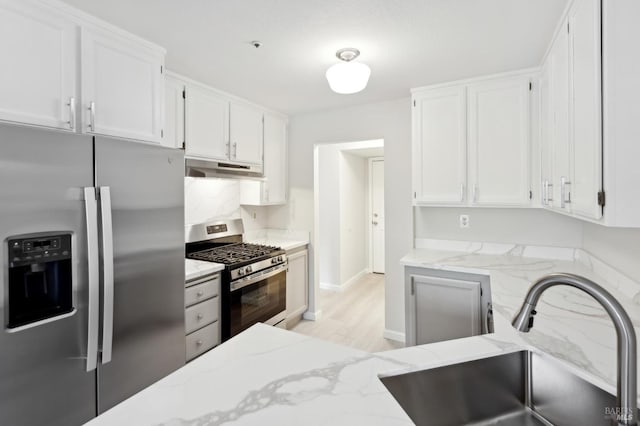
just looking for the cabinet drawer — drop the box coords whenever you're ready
[186,322,220,361]
[185,277,220,307]
[185,297,219,334]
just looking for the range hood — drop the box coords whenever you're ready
[185,157,263,178]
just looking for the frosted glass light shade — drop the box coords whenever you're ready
[325,61,371,94]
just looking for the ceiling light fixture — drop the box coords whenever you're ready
[325,48,371,94]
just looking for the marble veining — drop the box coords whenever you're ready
[185,259,224,282]
[243,228,310,252]
[185,177,241,225]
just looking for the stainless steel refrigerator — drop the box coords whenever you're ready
[0,123,185,425]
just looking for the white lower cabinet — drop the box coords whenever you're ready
[0,0,78,131]
[286,247,308,321]
[185,273,221,361]
[405,268,492,346]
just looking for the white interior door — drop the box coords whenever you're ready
[371,159,385,273]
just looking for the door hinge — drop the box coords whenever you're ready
[597,191,606,206]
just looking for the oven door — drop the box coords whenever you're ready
[229,264,286,337]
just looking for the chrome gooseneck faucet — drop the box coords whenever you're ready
[512,273,637,426]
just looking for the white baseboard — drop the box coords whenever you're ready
[319,281,342,291]
[383,329,406,343]
[303,310,322,321]
[320,269,369,293]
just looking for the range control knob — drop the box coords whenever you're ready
[271,258,277,264]
[238,268,245,276]
[278,256,283,262]
[246,266,252,274]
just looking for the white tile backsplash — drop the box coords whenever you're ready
[184,177,241,225]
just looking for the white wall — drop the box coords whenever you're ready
[268,98,412,336]
[415,207,584,247]
[317,146,341,287]
[339,152,368,284]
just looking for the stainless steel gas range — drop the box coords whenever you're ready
[186,219,287,341]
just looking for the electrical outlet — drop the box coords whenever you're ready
[459,214,470,228]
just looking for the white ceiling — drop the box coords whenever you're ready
[62,0,568,115]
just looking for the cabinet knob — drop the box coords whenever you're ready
[196,339,203,346]
[197,291,204,297]
[196,313,203,320]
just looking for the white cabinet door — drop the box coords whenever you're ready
[539,61,554,207]
[468,76,531,206]
[0,1,78,130]
[412,86,467,205]
[263,113,287,204]
[569,0,603,219]
[549,22,571,211]
[184,84,229,160]
[162,74,185,149]
[408,274,481,346]
[230,102,263,165]
[81,26,164,143]
[286,249,308,319]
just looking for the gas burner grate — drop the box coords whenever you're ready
[187,243,280,265]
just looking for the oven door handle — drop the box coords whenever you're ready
[231,264,287,292]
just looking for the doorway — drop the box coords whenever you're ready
[370,158,385,273]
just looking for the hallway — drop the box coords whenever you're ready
[290,273,404,352]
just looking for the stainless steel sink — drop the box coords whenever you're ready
[380,350,638,426]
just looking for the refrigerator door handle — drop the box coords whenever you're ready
[84,187,100,372]
[99,186,114,364]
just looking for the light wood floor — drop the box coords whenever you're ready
[290,273,405,353]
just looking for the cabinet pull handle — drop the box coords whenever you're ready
[560,176,571,208]
[472,184,478,204]
[226,141,230,158]
[542,180,548,205]
[67,97,76,131]
[233,142,237,159]
[88,102,96,132]
[460,183,465,202]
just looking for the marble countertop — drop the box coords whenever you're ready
[244,228,309,252]
[85,324,529,426]
[185,259,224,282]
[85,239,640,425]
[401,240,640,396]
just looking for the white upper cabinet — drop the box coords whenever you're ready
[162,74,185,149]
[549,24,571,211]
[230,101,263,166]
[240,112,288,205]
[539,62,553,207]
[184,83,229,160]
[568,0,602,220]
[81,26,164,143]
[412,72,532,207]
[262,113,288,203]
[412,86,467,205]
[467,76,531,206]
[0,1,78,131]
